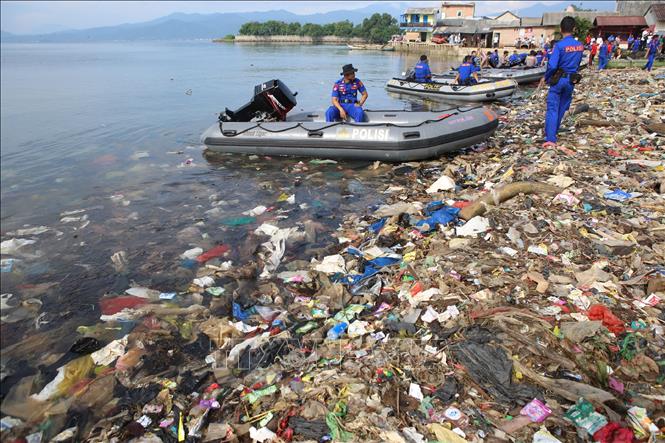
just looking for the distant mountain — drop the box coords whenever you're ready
[0,3,406,43]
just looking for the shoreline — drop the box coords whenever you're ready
[1,67,664,441]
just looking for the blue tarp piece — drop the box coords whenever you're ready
[416,206,460,232]
[341,256,401,286]
[233,302,255,320]
[370,217,387,234]
[603,189,633,202]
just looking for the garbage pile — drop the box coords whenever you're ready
[1,69,664,442]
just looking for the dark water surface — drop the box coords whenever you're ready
[1,41,478,365]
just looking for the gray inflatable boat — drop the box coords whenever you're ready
[435,65,545,84]
[202,80,499,162]
[386,77,517,102]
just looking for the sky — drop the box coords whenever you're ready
[2,1,577,35]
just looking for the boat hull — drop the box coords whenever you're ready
[202,108,498,162]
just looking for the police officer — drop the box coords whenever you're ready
[489,49,500,68]
[631,36,640,55]
[454,56,479,85]
[644,37,660,72]
[508,50,521,66]
[539,16,583,148]
[413,55,433,83]
[325,64,368,122]
[598,39,609,70]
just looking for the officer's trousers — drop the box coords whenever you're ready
[644,54,655,71]
[326,103,365,122]
[544,77,574,143]
[598,56,608,70]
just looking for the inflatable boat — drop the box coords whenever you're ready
[202,80,499,162]
[385,77,517,101]
[435,60,586,85]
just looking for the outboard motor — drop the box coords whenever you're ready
[220,79,297,122]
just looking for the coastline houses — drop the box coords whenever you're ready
[398,1,652,47]
[645,3,665,35]
[400,7,440,42]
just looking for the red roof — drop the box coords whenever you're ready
[594,16,647,27]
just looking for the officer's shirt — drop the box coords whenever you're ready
[648,39,659,56]
[508,54,520,64]
[536,54,544,65]
[331,78,366,103]
[414,61,432,81]
[545,35,583,82]
[490,54,499,65]
[599,43,609,58]
[457,63,474,81]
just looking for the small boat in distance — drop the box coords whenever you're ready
[347,43,395,51]
[386,77,517,102]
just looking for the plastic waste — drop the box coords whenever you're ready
[326,322,348,339]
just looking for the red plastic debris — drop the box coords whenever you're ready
[196,244,230,263]
[100,296,149,315]
[587,304,626,335]
[453,200,472,209]
[593,422,634,443]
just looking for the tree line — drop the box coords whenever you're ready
[238,13,399,43]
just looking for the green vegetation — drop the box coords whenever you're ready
[573,17,593,41]
[212,34,235,42]
[238,13,399,43]
[606,59,665,69]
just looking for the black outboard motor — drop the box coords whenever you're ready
[220,79,297,122]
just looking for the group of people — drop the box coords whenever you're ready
[589,33,663,72]
[324,16,658,152]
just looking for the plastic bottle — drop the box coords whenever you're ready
[327,322,348,340]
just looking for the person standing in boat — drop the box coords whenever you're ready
[413,55,433,83]
[325,64,368,123]
[540,16,583,148]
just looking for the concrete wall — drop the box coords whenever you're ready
[441,5,475,18]
[234,35,367,44]
[392,41,485,57]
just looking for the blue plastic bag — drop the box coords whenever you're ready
[416,206,460,232]
[603,189,633,202]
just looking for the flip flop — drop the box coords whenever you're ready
[542,141,557,149]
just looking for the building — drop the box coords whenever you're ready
[400,7,440,42]
[434,18,493,47]
[617,0,664,17]
[593,16,647,40]
[440,2,475,19]
[645,3,665,35]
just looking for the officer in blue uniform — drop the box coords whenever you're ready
[489,50,500,68]
[535,50,544,66]
[454,56,479,85]
[644,38,660,72]
[631,37,640,55]
[540,16,583,147]
[413,55,433,82]
[325,64,368,122]
[508,50,521,66]
[598,39,609,70]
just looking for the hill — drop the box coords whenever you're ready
[0,3,405,43]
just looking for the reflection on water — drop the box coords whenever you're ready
[0,41,518,395]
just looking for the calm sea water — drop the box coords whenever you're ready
[1,41,473,364]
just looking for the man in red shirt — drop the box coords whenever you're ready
[585,34,592,46]
[589,40,598,66]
